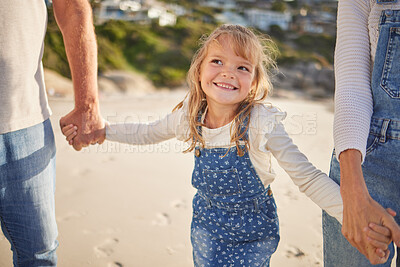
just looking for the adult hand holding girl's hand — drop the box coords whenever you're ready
[340,149,400,265]
[342,192,399,264]
[62,124,78,145]
[60,107,105,150]
[365,208,397,258]
[61,119,106,148]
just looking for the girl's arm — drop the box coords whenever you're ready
[106,108,186,145]
[62,108,187,146]
[265,123,343,222]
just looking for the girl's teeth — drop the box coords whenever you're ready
[217,83,234,89]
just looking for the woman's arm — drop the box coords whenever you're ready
[333,0,372,161]
[265,123,343,222]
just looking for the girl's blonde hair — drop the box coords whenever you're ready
[174,24,277,154]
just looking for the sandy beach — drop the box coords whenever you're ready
[0,89,393,267]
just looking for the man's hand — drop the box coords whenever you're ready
[340,149,400,265]
[60,106,105,151]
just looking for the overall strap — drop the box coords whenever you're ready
[195,110,203,137]
[238,113,250,141]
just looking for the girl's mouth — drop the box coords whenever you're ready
[214,82,238,90]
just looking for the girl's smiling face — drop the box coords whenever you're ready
[199,35,256,112]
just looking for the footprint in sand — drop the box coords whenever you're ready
[284,190,299,201]
[71,168,91,177]
[80,168,92,176]
[166,243,185,255]
[108,262,123,267]
[57,211,88,222]
[166,246,176,255]
[170,199,187,209]
[94,238,119,258]
[82,228,119,235]
[151,212,171,226]
[286,246,305,258]
[103,156,116,163]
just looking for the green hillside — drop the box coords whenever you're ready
[43,6,335,87]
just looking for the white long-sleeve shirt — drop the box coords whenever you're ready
[106,102,343,223]
[334,0,400,161]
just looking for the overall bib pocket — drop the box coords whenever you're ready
[381,27,400,98]
[203,167,242,196]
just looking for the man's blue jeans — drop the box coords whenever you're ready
[0,119,58,266]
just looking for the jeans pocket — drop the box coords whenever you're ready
[203,167,242,196]
[258,197,278,222]
[226,210,244,230]
[381,27,400,98]
[366,134,379,156]
[193,196,208,219]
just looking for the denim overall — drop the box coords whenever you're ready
[323,6,400,267]
[190,116,280,267]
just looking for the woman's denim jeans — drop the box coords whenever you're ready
[0,119,58,266]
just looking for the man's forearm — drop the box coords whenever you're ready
[52,0,99,110]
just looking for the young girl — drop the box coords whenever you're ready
[62,24,392,266]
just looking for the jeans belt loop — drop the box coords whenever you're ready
[253,198,259,212]
[379,119,390,143]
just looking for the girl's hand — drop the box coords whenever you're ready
[364,208,397,259]
[61,124,78,145]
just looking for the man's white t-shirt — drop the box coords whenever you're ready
[0,0,51,134]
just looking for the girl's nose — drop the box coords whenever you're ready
[221,71,235,79]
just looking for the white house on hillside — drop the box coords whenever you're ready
[215,11,248,26]
[97,0,142,21]
[245,9,292,31]
[199,0,237,9]
[148,6,177,26]
[97,0,181,26]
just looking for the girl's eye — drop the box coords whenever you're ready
[238,66,249,72]
[211,59,222,65]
